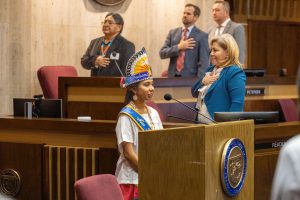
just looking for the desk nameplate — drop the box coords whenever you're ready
[246,88,265,96]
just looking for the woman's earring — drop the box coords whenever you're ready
[133,94,137,101]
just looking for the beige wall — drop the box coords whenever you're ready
[0,0,215,115]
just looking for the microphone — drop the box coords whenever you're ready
[167,114,201,124]
[110,51,125,77]
[164,93,216,123]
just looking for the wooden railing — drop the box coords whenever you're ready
[232,0,300,22]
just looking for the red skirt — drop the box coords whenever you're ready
[119,184,139,200]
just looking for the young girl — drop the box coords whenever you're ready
[115,48,163,200]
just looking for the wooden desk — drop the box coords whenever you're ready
[1,116,298,199]
[0,116,118,200]
[0,116,190,200]
[58,76,297,121]
[254,121,300,200]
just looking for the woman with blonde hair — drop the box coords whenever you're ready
[191,34,246,123]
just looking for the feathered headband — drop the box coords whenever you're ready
[121,47,152,87]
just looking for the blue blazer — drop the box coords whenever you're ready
[191,65,246,118]
[159,26,210,79]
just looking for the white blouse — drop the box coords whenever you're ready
[115,106,163,185]
[196,67,223,123]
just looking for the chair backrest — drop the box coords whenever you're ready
[37,65,78,99]
[278,99,299,122]
[74,174,123,200]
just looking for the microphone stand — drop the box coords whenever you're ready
[110,51,125,77]
[167,115,207,124]
[170,98,216,123]
[113,59,125,77]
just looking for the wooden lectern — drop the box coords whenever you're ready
[139,120,254,199]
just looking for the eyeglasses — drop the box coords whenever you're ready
[101,20,118,26]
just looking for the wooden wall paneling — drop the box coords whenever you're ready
[279,0,300,22]
[249,0,278,20]
[60,148,67,200]
[248,20,300,75]
[85,149,96,177]
[297,0,300,19]
[247,20,266,69]
[0,142,43,200]
[68,148,75,200]
[254,149,280,200]
[281,24,300,75]
[51,147,58,200]
[66,148,77,199]
[77,148,84,182]
[43,145,50,200]
[265,22,282,75]
[242,0,300,75]
[232,0,247,22]
[43,145,100,200]
[245,0,300,23]
[99,148,119,174]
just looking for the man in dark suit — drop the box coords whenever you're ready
[208,1,246,64]
[159,4,210,78]
[81,13,135,77]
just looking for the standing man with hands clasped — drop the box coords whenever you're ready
[81,13,135,76]
[159,3,210,78]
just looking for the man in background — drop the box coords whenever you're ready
[159,3,209,79]
[209,1,246,64]
[271,67,300,200]
[81,13,135,77]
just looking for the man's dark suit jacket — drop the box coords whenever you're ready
[81,35,135,76]
[159,26,210,79]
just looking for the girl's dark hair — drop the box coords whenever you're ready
[124,82,139,105]
[105,13,124,34]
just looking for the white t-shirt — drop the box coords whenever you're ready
[115,106,163,185]
[271,134,300,200]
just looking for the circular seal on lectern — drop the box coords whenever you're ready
[93,0,125,6]
[221,138,247,197]
[0,169,21,197]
